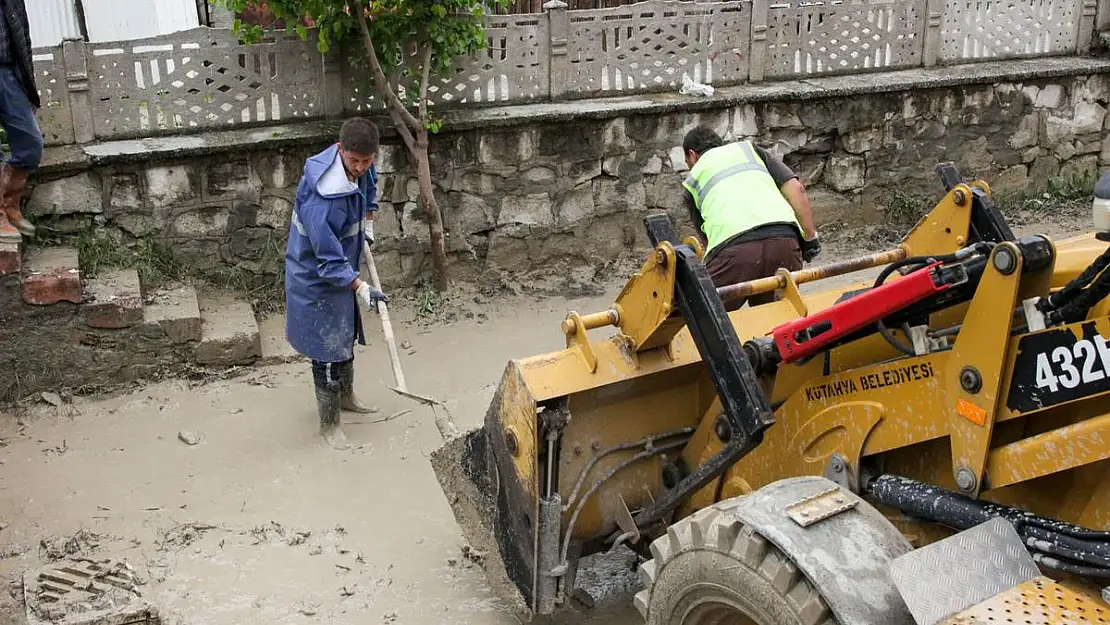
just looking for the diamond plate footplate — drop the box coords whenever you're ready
[889,517,1040,625]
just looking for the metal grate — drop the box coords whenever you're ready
[23,557,158,625]
[941,577,1110,624]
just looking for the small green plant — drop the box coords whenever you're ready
[995,170,1098,218]
[877,169,1099,230]
[76,231,181,286]
[415,282,444,320]
[195,235,288,313]
[198,264,286,314]
[1045,170,1098,200]
[884,189,933,228]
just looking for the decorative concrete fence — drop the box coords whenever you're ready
[31,0,1103,147]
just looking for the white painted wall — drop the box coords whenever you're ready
[28,0,83,48]
[29,0,202,46]
[83,0,200,42]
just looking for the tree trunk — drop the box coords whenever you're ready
[344,0,450,291]
[410,129,449,291]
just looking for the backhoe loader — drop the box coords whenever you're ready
[430,163,1110,625]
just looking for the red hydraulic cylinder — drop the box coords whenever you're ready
[771,263,955,364]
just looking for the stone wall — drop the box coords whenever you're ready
[30,0,1104,147]
[26,62,1110,290]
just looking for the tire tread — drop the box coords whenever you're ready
[636,500,832,625]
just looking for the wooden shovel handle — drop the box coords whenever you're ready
[362,240,407,392]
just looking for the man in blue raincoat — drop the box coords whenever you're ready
[285,117,389,449]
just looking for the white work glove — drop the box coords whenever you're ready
[363,218,375,247]
[356,281,389,312]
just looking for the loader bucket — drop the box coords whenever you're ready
[430,428,531,615]
[428,224,778,620]
[430,350,720,620]
[429,361,542,619]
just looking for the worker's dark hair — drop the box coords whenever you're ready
[339,118,380,155]
[683,125,725,156]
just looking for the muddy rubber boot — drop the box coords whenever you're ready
[316,385,349,450]
[0,164,34,238]
[0,210,20,244]
[340,363,376,414]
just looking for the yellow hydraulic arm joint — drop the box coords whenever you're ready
[613,242,684,352]
[560,241,683,359]
[900,180,985,257]
[946,242,1023,498]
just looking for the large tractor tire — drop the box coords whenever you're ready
[634,476,916,625]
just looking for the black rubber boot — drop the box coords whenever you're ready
[315,384,348,450]
[340,361,376,414]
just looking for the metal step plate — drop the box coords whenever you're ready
[889,517,1040,625]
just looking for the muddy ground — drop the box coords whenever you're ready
[0,209,1094,625]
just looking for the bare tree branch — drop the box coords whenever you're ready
[345,0,422,132]
[418,42,432,123]
[389,108,417,154]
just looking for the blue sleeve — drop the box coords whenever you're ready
[298,197,359,288]
[364,165,379,216]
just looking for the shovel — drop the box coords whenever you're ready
[361,239,458,441]
[361,238,406,391]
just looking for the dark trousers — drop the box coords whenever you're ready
[706,236,803,311]
[311,357,353,391]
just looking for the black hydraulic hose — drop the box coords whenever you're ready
[867,475,1110,580]
[877,320,915,356]
[1043,245,1110,309]
[874,260,928,287]
[1025,536,1110,569]
[559,437,690,566]
[873,261,932,356]
[1033,553,1110,579]
[1051,261,1110,324]
[867,475,998,529]
[1017,515,1110,541]
[1023,525,1110,561]
[871,243,993,290]
[562,428,695,512]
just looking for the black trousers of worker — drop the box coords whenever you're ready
[311,358,353,392]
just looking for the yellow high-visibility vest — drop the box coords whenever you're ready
[682,140,802,255]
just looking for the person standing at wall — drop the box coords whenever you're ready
[680,125,821,309]
[285,117,389,450]
[0,0,43,245]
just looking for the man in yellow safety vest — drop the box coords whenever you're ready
[681,125,821,309]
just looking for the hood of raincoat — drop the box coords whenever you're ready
[303,143,363,201]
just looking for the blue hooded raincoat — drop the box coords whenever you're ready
[284,143,378,363]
